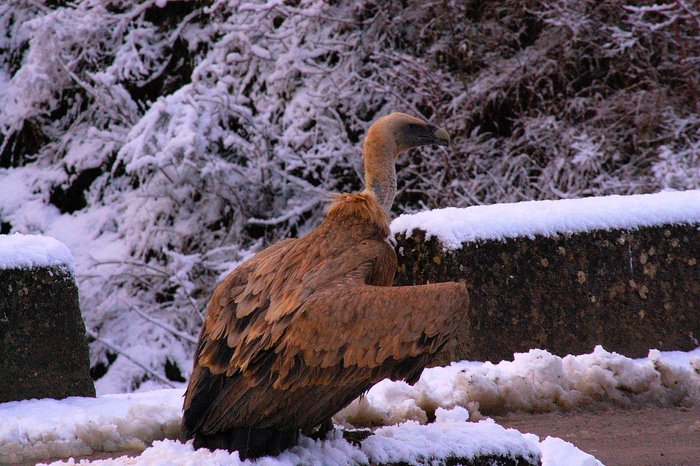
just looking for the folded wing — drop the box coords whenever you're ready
[182,236,468,436]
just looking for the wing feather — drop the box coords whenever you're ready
[286,281,468,370]
[183,232,468,436]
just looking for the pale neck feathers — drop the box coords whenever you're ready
[362,118,399,212]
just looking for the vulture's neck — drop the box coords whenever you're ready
[362,142,397,213]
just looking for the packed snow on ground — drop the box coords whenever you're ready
[0,389,182,465]
[535,436,603,466]
[3,346,697,465]
[337,346,700,426]
[0,232,74,271]
[391,190,700,248]
[45,411,544,466]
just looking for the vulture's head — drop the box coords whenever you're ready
[363,112,450,159]
[360,112,451,212]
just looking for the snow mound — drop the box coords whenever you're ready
[362,417,539,465]
[46,415,543,466]
[391,190,700,248]
[0,233,74,271]
[337,346,700,425]
[535,436,603,466]
[5,346,697,464]
[0,390,182,465]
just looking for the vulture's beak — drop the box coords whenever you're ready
[424,125,451,147]
[418,124,450,146]
[400,122,451,148]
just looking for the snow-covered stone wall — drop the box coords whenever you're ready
[0,234,94,402]
[392,191,700,363]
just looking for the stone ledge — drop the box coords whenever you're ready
[394,223,699,364]
[0,264,95,402]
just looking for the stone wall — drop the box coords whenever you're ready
[0,265,95,402]
[394,224,699,364]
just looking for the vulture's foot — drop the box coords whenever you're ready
[305,417,335,440]
[342,428,374,446]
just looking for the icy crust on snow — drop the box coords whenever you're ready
[0,390,182,465]
[46,414,543,466]
[336,346,700,426]
[0,233,74,271]
[391,190,700,248]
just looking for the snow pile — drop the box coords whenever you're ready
[46,412,544,466]
[337,346,700,426]
[0,390,182,465]
[536,436,603,466]
[0,233,74,271]
[361,414,539,465]
[3,347,697,464]
[391,190,700,248]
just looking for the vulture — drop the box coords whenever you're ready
[182,112,469,458]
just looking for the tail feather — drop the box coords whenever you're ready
[190,427,299,459]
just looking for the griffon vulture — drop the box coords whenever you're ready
[182,112,469,458]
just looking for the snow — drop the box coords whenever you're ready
[361,417,539,465]
[40,416,542,466]
[0,390,182,465]
[536,436,603,466]
[0,233,74,271]
[3,346,698,465]
[336,345,700,425]
[391,190,700,248]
